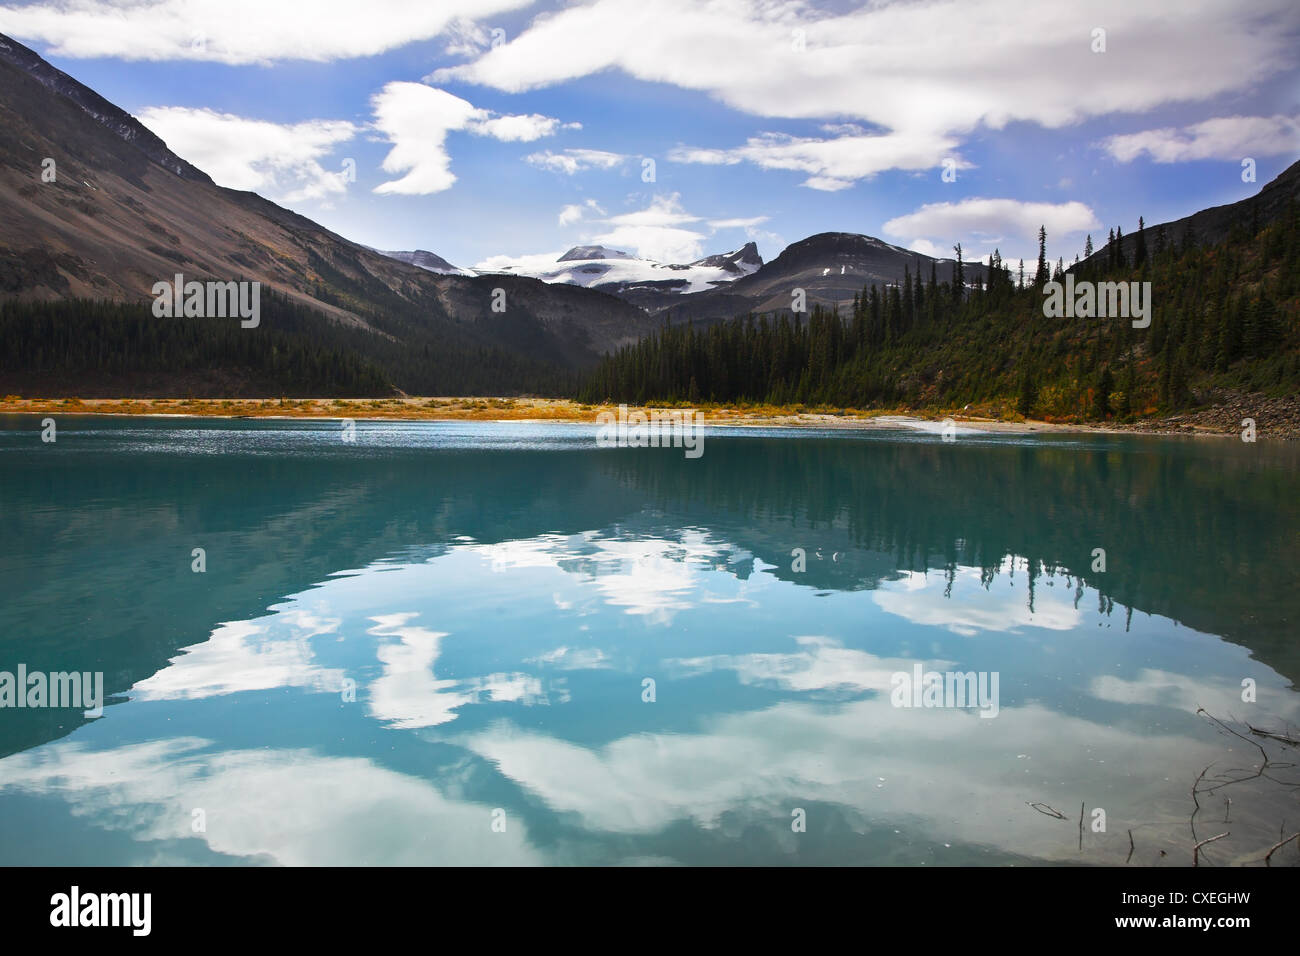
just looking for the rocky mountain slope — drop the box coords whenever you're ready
[0,32,659,388]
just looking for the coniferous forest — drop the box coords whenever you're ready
[0,287,575,398]
[578,204,1300,419]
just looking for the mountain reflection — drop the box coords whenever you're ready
[1,417,1297,865]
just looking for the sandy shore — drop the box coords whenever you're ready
[0,395,1272,438]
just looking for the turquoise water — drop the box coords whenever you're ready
[0,416,1297,866]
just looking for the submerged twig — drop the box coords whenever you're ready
[1247,724,1300,747]
[1193,831,1229,866]
[1198,707,1269,763]
[1263,832,1299,867]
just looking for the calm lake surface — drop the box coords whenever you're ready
[1,416,1297,866]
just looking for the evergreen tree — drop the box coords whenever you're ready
[1093,366,1114,419]
[1017,365,1037,417]
[1118,357,1136,418]
[1034,226,1048,288]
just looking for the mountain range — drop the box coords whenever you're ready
[0,33,992,367]
[0,32,657,387]
[0,30,1294,400]
[462,241,764,313]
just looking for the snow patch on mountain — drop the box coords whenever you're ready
[473,243,761,295]
[375,249,471,276]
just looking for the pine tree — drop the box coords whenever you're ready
[1135,216,1148,267]
[1093,366,1114,419]
[902,264,914,328]
[1119,356,1136,418]
[1034,226,1048,288]
[1017,365,1037,417]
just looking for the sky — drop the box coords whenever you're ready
[1,0,1297,273]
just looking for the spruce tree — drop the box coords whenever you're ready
[1034,226,1048,288]
[1093,366,1114,419]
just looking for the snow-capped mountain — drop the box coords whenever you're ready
[374,232,988,325]
[374,249,470,276]
[654,232,989,325]
[472,242,764,309]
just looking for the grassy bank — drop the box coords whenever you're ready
[3,394,1295,437]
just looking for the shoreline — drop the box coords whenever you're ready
[0,396,1280,439]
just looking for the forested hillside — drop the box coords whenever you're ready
[578,201,1300,420]
[0,290,575,398]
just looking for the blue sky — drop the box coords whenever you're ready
[2,0,1297,271]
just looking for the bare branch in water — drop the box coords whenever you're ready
[1193,831,1229,867]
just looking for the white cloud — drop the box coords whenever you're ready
[526,646,612,670]
[136,107,358,202]
[526,148,627,174]
[434,0,1298,178]
[883,198,1100,261]
[873,562,1081,637]
[1102,114,1300,163]
[488,196,765,265]
[131,612,346,701]
[589,194,708,263]
[558,198,606,226]
[371,83,480,195]
[669,637,933,694]
[907,238,946,258]
[441,18,492,57]
[0,0,533,64]
[1089,668,1299,717]
[454,694,1231,860]
[365,613,470,728]
[473,114,579,143]
[670,129,966,189]
[707,216,768,229]
[0,738,544,865]
[371,83,574,195]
